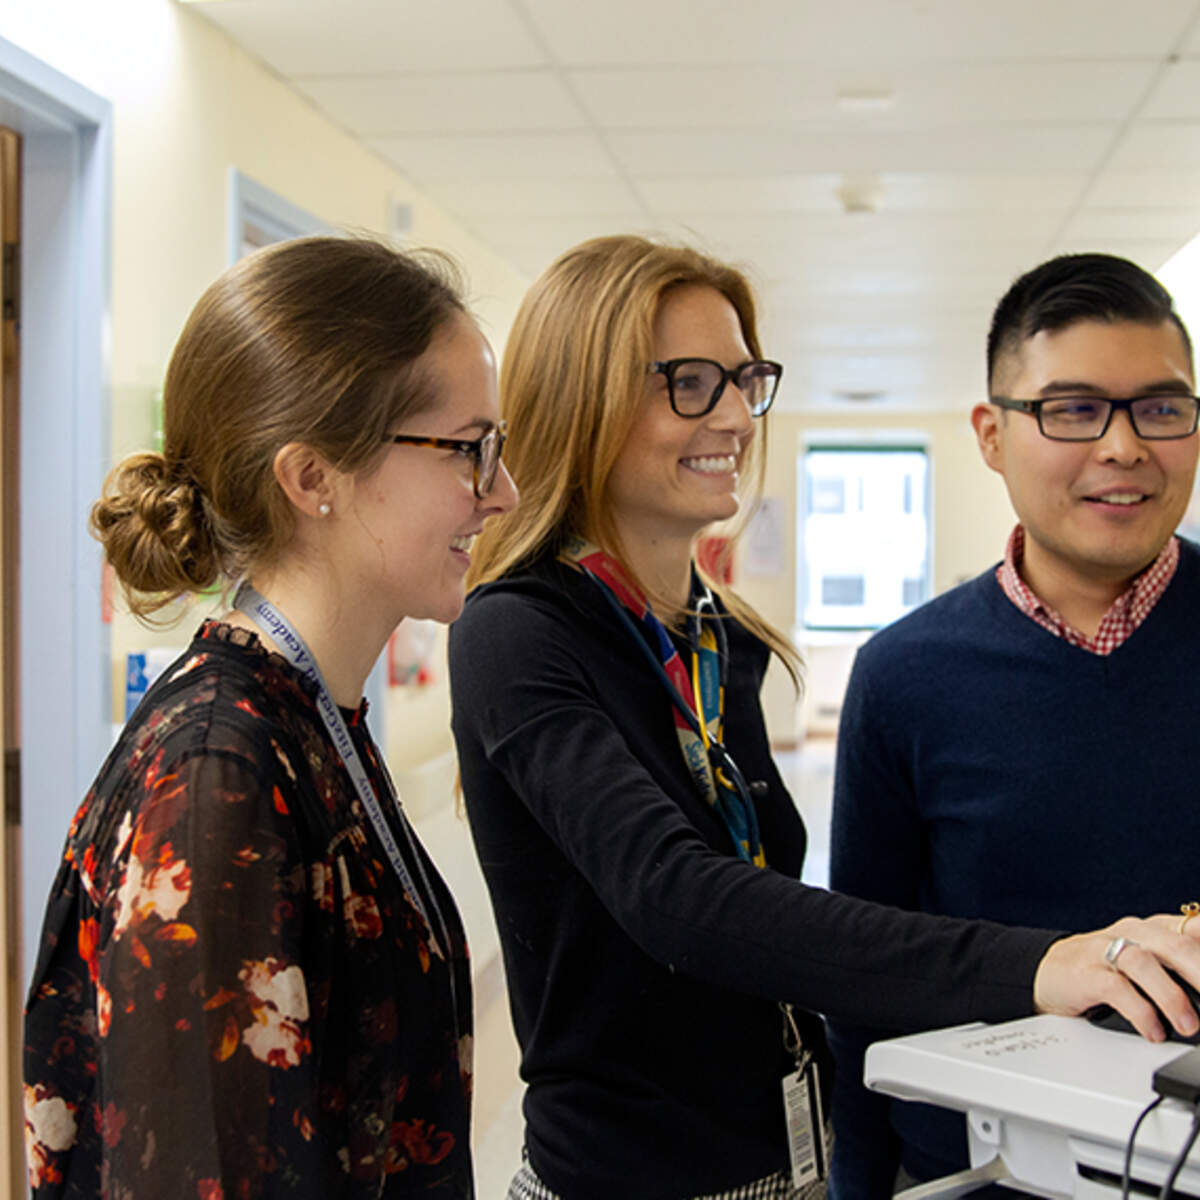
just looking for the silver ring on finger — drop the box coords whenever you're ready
[1104,936,1137,970]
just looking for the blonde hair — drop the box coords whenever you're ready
[92,235,465,620]
[467,234,801,685]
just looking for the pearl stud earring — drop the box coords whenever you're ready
[318,502,330,517]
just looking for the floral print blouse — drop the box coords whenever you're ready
[24,622,474,1198]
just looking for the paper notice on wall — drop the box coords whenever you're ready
[388,618,440,687]
[743,497,785,576]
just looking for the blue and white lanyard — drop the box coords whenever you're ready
[234,581,446,959]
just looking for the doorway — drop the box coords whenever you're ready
[0,35,112,1195]
[0,119,20,1200]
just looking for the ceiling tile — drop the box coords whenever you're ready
[569,66,837,129]
[1087,169,1200,207]
[1050,235,1186,268]
[610,124,1114,177]
[637,174,843,214]
[774,346,972,408]
[769,314,981,353]
[887,60,1155,125]
[879,172,1089,211]
[500,246,565,279]
[368,131,618,181]
[636,171,1087,216]
[463,216,670,279]
[764,290,996,324]
[569,60,1155,130]
[1142,59,1200,119]
[1106,122,1200,171]
[610,131,800,177]
[523,0,1193,65]
[428,177,645,219]
[670,210,1062,252]
[467,214,662,248]
[187,0,547,74]
[1061,207,1200,244]
[294,71,588,136]
[765,255,1037,300]
[1174,20,1200,55]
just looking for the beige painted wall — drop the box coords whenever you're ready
[2,0,532,769]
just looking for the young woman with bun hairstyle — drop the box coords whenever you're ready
[24,235,516,1198]
[448,234,1200,1200]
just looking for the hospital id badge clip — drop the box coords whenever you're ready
[780,1002,826,1188]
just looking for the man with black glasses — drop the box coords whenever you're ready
[827,253,1200,1198]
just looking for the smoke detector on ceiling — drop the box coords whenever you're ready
[836,175,883,215]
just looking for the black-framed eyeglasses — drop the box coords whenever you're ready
[648,357,782,418]
[383,419,507,497]
[990,394,1200,442]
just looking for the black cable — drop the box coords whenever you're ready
[1123,1095,1164,1200]
[1158,1100,1200,1200]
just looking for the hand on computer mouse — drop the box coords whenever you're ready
[1086,969,1200,1043]
[1033,913,1200,1043]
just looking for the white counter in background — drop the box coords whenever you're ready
[796,630,870,739]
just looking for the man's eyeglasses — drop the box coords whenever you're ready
[384,420,507,497]
[648,358,783,419]
[989,394,1200,442]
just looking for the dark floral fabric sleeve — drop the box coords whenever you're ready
[25,741,319,1196]
[24,628,474,1199]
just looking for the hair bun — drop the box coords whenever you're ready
[90,452,220,616]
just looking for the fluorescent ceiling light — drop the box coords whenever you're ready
[836,90,895,113]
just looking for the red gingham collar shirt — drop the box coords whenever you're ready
[995,525,1179,656]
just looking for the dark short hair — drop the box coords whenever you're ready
[987,253,1193,386]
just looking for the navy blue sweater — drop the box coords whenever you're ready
[829,538,1200,1196]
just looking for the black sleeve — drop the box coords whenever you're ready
[450,584,1059,1032]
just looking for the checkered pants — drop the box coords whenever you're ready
[507,1157,828,1200]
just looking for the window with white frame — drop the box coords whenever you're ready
[799,444,931,630]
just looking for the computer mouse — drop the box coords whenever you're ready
[1086,970,1200,1044]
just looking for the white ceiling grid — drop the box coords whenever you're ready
[187,0,1200,411]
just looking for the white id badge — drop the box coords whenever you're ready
[781,1059,826,1188]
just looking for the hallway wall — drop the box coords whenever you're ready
[0,0,532,772]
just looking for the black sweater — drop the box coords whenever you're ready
[448,555,1059,1200]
